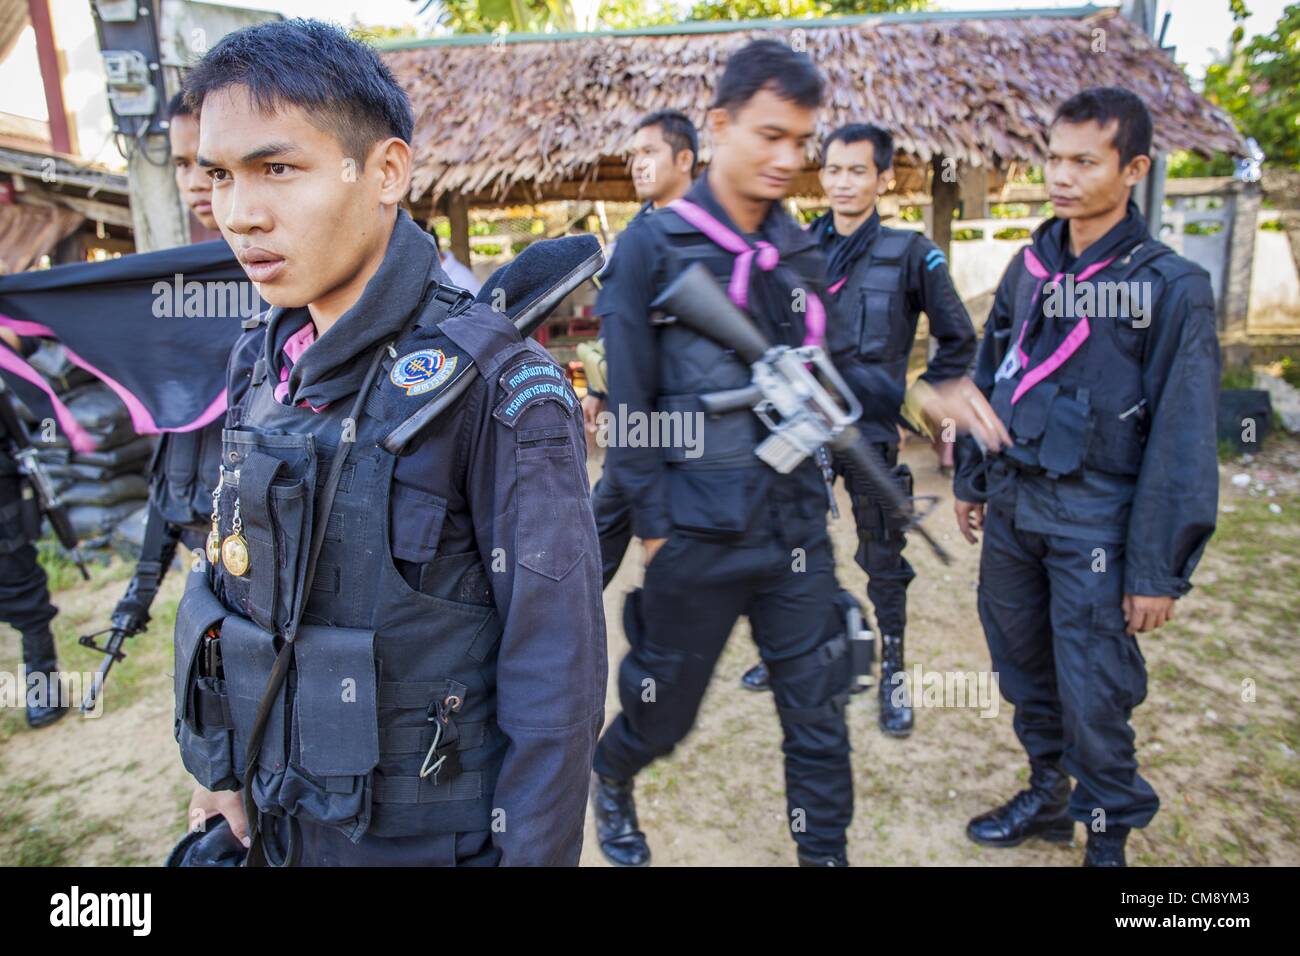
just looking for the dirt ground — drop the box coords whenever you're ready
[2,435,1297,867]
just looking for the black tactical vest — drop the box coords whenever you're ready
[173,291,511,845]
[990,241,1175,479]
[840,227,913,389]
[149,424,224,529]
[649,211,825,535]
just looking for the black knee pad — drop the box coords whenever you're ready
[767,592,871,728]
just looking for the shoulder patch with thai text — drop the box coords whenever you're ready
[493,358,576,427]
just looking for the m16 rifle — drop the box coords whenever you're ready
[650,263,950,565]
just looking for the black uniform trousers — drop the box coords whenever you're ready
[977,501,1159,830]
[843,441,915,638]
[592,475,633,588]
[593,510,854,859]
[0,472,58,670]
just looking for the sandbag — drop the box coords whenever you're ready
[44,461,116,484]
[59,473,149,507]
[83,414,141,452]
[67,499,148,540]
[26,341,95,394]
[70,435,155,470]
[110,503,150,559]
[62,382,132,431]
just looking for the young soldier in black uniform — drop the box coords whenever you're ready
[740,124,977,739]
[169,91,220,234]
[174,19,606,866]
[0,328,67,728]
[590,41,860,868]
[955,88,1220,867]
[585,110,697,586]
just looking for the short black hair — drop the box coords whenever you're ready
[822,123,893,172]
[1052,87,1153,166]
[712,39,823,113]
[167,90,193,120]
[183,18,413,165]
[636,110,698,168]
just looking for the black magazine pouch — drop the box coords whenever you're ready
[173,570,237,791]
[1039,389,1093,479]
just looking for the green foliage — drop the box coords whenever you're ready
[436,0,928,32]
[436,0,674,33]
[990,203,1030,219]
[993,227,1031,240]
[349,21,424,42]
[688,0,927,20]
[1167,149,1236,178]
[951,227,983,241]
[1198,1,1300,169]
[1221,365,1257,390]
[1280,356,1300,389]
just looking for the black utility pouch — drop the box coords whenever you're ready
[278,625,380,841]
[659,395,752,466]
[1039,390,1093,478]
[237,451,311,635]
[857,291,893,360]
[173,571,238,791]
[220,615,289,787]
[1009,381,1057,442]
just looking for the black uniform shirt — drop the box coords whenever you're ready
[224,212,606,865]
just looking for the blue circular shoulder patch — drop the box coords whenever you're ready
[390,348,458,396]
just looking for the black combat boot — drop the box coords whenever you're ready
[591,773,650,867]
[740,661,770,692]
[878,634,913,737]
[966,761,1074,847]
[25,658,69,729]
[1083,825,1130,867]
[797,849,849,866]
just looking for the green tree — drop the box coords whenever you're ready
[434,0,925,33]
[688,0,927,22]
[1184,1,1300,172]
[435,0,673,33]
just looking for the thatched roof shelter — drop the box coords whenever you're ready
[381,4,1245,212]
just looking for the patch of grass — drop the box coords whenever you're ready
[36,539,110,592]
[1,553,182,745]
[1279,357,1300,390]
[1220,366,1258,392]
[0,774,112,867]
